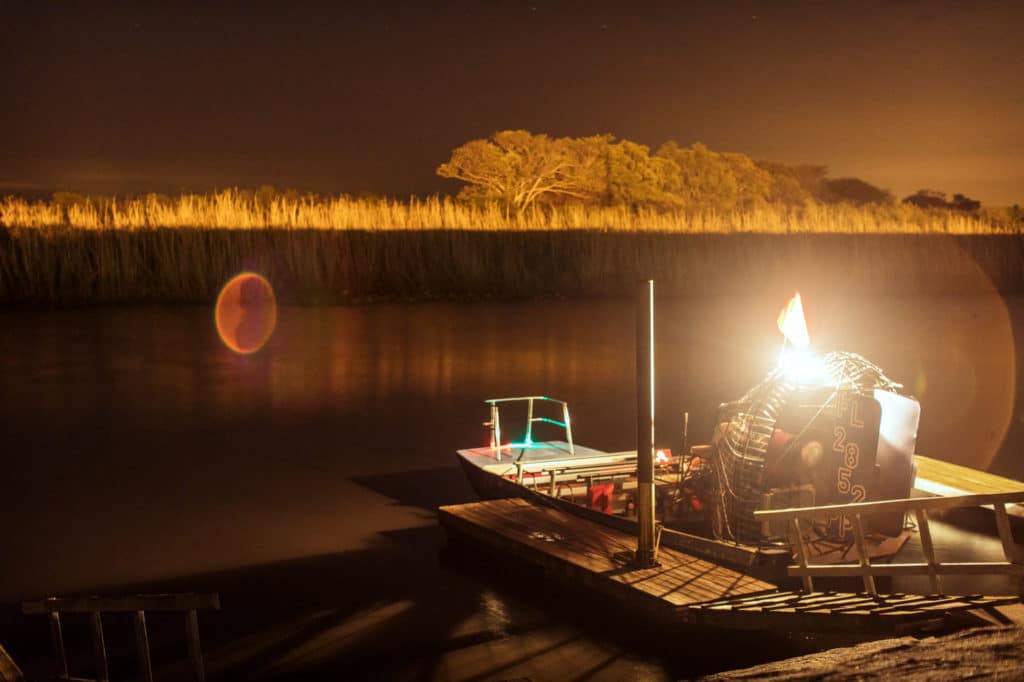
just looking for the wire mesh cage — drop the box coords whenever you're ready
[708,352,904,544]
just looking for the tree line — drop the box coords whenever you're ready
[436,129,984,215]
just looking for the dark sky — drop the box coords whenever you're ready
[2,0,1022,204]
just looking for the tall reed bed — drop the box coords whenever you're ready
[1,228,1020,305]
[1,190,1017,234]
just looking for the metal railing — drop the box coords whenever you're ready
[754,491,1024,596]
[22,593,220,682]
[483,396,575,460]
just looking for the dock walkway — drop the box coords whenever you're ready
[440,498,1018,635]
[914,455,1024,517]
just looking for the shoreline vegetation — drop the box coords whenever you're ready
[1,191,1023,305]
[1,222,1022,306]
[2,188,1022,234]
[2,128,1023,304]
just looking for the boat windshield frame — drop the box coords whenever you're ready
[484,396,575,457]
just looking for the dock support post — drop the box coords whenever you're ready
[90,611,109,682]
[635,279,658,567]
[48,612,68,680]
[186,609,206,682]
[134,610,154,682]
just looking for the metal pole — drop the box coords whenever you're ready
[526,398,534,444]
[680,411,689,485]
[563,402,575,455]
[635,279,657,567]
[494,406,502,461]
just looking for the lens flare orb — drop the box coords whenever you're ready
[215,273,278,354]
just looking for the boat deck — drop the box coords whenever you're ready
[440,497,1019,634]
[914,455,1024,516]
[458,441,635,478]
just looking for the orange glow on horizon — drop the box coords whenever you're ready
[215,273,278,354]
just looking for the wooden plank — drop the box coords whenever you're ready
[439,499,774,611]
[688,591,1019,631]
[916,508,943,594]
[755,490,1024,523]
[134,611,154,682]
[871,596,998,615]
[994,503,1020,562]
[696,590,801,609]
[914,455,1024,496]
[790,518,814,593]
[23,593,221,615]
[828,594,934,614]
[688,602,912,634]
[788,562,1024,579]
[851,514,877,596]
[994,502,1023,595]
[787,594,884,613]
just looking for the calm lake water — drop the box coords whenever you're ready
[2,293,1022,680]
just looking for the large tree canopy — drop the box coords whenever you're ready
[656,141,775,211]
[437,130,686,212]
[436,130,606,212]
[438,130,909,212]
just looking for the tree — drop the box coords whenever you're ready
[757,161,827,207]
[602,139,682,208]
[902,189,980,211]
[950,193,981,212]
[903,189,949,209]
[822,177,893,206]
[656,142,774,211]
[437,130,607,213]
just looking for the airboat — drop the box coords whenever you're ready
[456,295,1024,587]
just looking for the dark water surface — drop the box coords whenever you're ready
[2,294,1022,680]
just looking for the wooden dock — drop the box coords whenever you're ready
[914,455,1024,517]
[440,498,1019,635]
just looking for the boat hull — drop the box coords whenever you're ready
[456,448,791,580]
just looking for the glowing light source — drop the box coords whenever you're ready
[776,292,822,384]
[777,292,810,349]
[215,272,278,354]
[780,348,826,384]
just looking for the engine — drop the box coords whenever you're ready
[692,351,920,544]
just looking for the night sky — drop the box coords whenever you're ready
[2,1,1021,204]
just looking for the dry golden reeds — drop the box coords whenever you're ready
[1,190,1020,304]
[1,190,1015,234]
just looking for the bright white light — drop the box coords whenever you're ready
[781,349,826,384]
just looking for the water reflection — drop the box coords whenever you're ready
[1,295,1020,469]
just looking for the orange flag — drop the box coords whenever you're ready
[777,292,810,348]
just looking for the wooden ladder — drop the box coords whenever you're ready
[754,491,1024,595]
[22,593,220,682]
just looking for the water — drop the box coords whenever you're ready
[1,294,1022,680]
